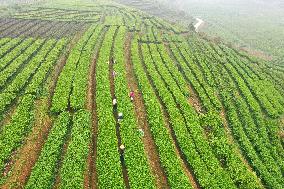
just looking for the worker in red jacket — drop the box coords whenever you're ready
[129,90,134,102]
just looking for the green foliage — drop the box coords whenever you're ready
[114,27,155,188]
[0,94,35,172]
[0,39,44,88]
[51,25,97,113]
[197,38,284,188]
[70,25,104,110]
[131,35,193,188]
[4,39,56,93]
[141,42,234,188]
[0,2,283,189]
[60,110,91,188]
[0,38,34,70]
[26,112,71,189]
[0,92,16,119]
[25,39,67,95]
[0,38,10,47]
[95,26,125,189]
[0,38,22,61]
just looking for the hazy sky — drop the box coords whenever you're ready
[156,0,284,57]
[158,0,284,14]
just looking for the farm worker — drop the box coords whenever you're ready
[119,144,125,163]
[129,90,134,101]
[118,112,123,122]
[138,128,144,137]
[113,97,117,110]
[112,71,116,77]
[110,57,116,64]
[120,144,125,151]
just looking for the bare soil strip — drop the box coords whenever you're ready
[84,54,96,189]
[1,99,52,188]
[1,151,16,180]
[125,33,169,189]
[187,85,204,114]
[138,42,200,189]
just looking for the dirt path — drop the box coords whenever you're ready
[138,42,200,189]
[125,33,169,189]
[1,99,52,188]
[187,85,204,114]
[194,18,205,33]
[109,28,130,189]
[85,51,98,189]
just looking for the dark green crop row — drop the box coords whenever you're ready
[0,38,34,71]
[196,38,283,188]
[0,39,44,88]
[0,38,23,62]
[95,26,125,188]
[168,43,216,111]
[4,39,56,93]
[220,45,284,118]
[184,37,266,188]
[143,43,235,188]
[60,110,91,188]
[131,35,192,188]
[0,38,10,47]
[178,42,222,111]
[151,42,263,189]
[51,24,98,113]
[26,112,71,189]
[0,94,35,173]
[192,39,284,161]
[113,27,155,188]
[70,25,104,110]
[0,39,66,119]
[25,39,67,95]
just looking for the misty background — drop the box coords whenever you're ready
[1,0,283,60]
[156,0,284,60]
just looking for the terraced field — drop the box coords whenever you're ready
[0,0,283,188]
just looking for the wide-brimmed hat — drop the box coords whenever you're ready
[120,144,125,150]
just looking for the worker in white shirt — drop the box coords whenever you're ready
[118,112,123,122]
[119,144,125,163]
[113,97,117,110]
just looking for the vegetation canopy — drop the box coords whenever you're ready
[0,0,283,188]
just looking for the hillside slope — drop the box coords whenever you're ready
[155,0,284,60]
[0,0,283,188]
